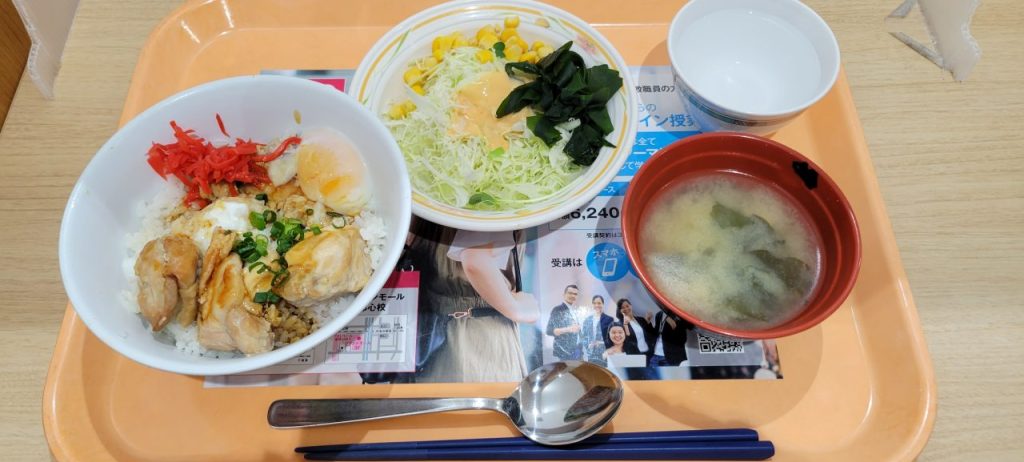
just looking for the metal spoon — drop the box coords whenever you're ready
[267,361,623,446]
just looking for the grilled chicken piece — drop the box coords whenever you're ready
[197,229,273,354]
[134,234,200,331]
[279,227,371,307]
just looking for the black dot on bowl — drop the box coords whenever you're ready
[792,161,818,190]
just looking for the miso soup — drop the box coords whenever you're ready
[639,173,821,331]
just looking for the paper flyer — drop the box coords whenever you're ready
[204,66,783,388]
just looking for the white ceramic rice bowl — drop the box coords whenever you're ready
[58,75,411,376]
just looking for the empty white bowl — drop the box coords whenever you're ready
[667,0,840,134]
[59,75,411,375]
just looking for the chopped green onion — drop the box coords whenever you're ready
[248,261,270,273]
[325,211,343,218]
[249,211,266,230]
[255,193,268,204]
[253,291,282,304]
[270,218,307,254]
[311,225,322,235]
[271,270,290,287]
[331,215,347,229]
[254,235,269,255]
[305,208,314,216]
[234,231,271,264]
[262,209,277,224]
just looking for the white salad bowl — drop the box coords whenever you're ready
[58,75,411,376]
[351,0,637,231]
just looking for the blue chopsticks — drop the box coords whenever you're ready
[302,442,776,460]
[296,429,758,453]
[297,429,774,460]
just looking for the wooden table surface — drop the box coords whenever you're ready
[0,0,1021,460]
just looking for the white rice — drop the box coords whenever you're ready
[120,184,186,314]
[123,182,387,358]
[355,208,387,269]
[163,322,240,359]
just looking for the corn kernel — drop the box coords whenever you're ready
[440,35,455,50]
[537,45,554,58]
[387,104,406,119]
[402,100,417,112]
[520,51,538,63]
[504,44,523,61]
[500,27,518,41]
[403,67,422,85]
[504,16,520,28]
[511,37,529,52]
[476,49,494,63]
[432,35,454,57]
[450,31,468,48]
[476,25,497,41]
[411,84,425,95]
[478,33,499,49]
[422,57,439,69]
[532,41,546,51]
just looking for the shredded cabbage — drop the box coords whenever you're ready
[384,47,583,211]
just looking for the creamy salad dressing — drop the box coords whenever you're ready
[451,70,532,150]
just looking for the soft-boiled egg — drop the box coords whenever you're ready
[295,127,370,215]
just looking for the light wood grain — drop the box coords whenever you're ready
[0,0,1020,460]
[0,0,30,126]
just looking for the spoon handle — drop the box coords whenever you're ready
[268,398,506,428]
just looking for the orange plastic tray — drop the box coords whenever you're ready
[43,1,936,460]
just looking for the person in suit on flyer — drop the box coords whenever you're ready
[616,298,658,379]
[581,295,615,366]
[546,284,582,361]
[651,309,690,367]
